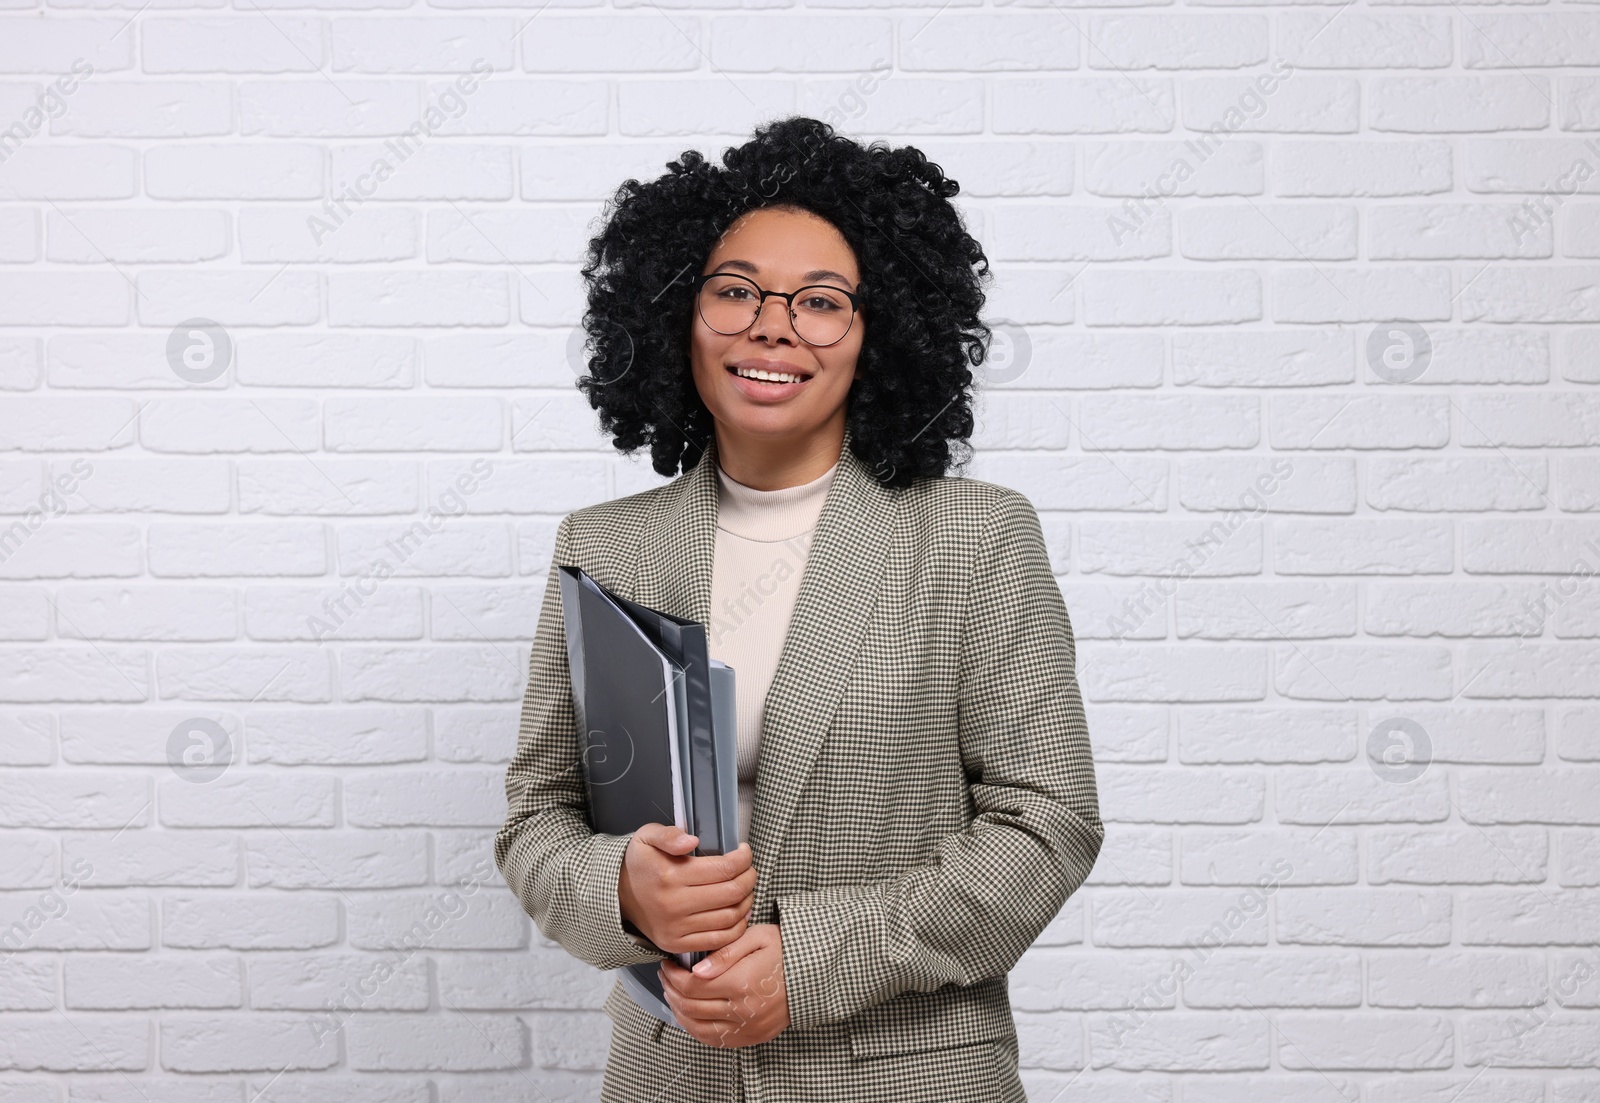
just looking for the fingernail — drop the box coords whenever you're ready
[693,961,710,975]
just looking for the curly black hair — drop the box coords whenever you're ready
[573,115,994,489]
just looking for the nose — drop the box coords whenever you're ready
[748,293,798,342]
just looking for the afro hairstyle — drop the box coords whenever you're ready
[573,114,995,489]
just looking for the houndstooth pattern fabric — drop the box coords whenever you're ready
[495,422,1104,1102]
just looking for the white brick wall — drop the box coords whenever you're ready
[0,4,1596,1099]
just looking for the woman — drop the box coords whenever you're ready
[495,116,1103,1102]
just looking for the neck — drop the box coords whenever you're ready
[711,416,846,491]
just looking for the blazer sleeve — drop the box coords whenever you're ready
[494,514,670,971]
[774,489,1104,1031]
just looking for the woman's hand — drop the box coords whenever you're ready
[617,824,756,954]
[659,922,790,1048]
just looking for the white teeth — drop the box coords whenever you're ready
[734,367,805,384]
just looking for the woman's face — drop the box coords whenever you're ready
[688,206,863,449]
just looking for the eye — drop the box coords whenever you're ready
[802,295,841,311]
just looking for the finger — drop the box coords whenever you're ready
[657,957,690,994]
[673,869,755,921]
[677,880,753,924]
[679,843,752,886]
[662,979,733,1019]
[638,823,698,855]
[670,1005,746,1049]
[689,926,762,980]
[666,918,750,954]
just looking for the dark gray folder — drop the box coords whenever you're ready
[556,565,739,1029]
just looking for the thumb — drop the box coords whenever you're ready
[639,822,698,854]
[691,928,758,979]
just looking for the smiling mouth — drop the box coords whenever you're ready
[727,365,812,385]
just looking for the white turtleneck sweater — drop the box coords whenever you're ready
[708,456,838,845]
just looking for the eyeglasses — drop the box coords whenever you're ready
[691,272,862,348]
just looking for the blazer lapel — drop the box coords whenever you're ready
[629,423,905,876]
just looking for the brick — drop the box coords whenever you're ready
[245,708,427,767]
[995,78,1175,134]
[1279,12,1452,69]
[1178,705,1355,762]
[330,18,515,72]
[328,272,509,327]
[1269,395,1449,449]
[1368,459,1547,513]
[1091,15,1267,70]
[1079,395,1258,449]
[0,273,129,326]
[46,209,231,264]
[237,457,420,515]
[1276,768,1451,824]
[338,647,525,702]
[64,953,242,1009]
[1273,1012,1453,1068]
[1181,76,1359,134]
[1086,639,1271,702]
[1459,771,1600,824]
[1171,579,1356,640]
[143,16,326,73]
[1369,827,1548,884]
[1180,203,1356,260]
[530,14,705,71]
[1082,706,1169,763]
[146,143,324,200]
[978,453,1175,510]
[1368,950,1545,1007]
[239,79,422,136]
[1460,520,1600,570]
[324,396,503,452]
[1083,269,1261,325]
[1086,140,1262,198]
[1272,266,1452,323]
[238,207,419,263]
[991,204,1170,261]
[1466,139,1600,195]
[0,19,133,72]
[1462,15,1600,68]
[1180,828,1357,885]
[52,81,231,137]
[1183,951,1362,1008]
[1097,768,1265,823]
[1460,268,1600,323]
[1172,329,1352,387]
[1089,1011,1269,1070]
[1562,76,1600,131]
[156,648,333,704]
[1274,140,1452,196]
[1460,889,1600,944]
[54,579,233,640]
[1178,456,1352,513]
[139,398,321,454]
[0,145,139,199]
[1276,889,1452,945]
[1452,642,1600,699]
[1371,76,1550,133]
[1093,889,1271,949]
[1370,203,1552,259]
[246,829,430,887]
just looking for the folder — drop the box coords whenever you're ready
[556,565,740,1029]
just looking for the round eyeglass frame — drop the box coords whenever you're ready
[690,272,864,348]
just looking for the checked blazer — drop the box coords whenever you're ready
[494,421,1104,1102]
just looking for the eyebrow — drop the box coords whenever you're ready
[709,259,856,290]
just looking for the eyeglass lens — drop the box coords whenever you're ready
[697,274,854,346]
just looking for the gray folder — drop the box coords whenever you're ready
[556,565,740,1029]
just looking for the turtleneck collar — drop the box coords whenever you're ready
[714,458,839,542]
